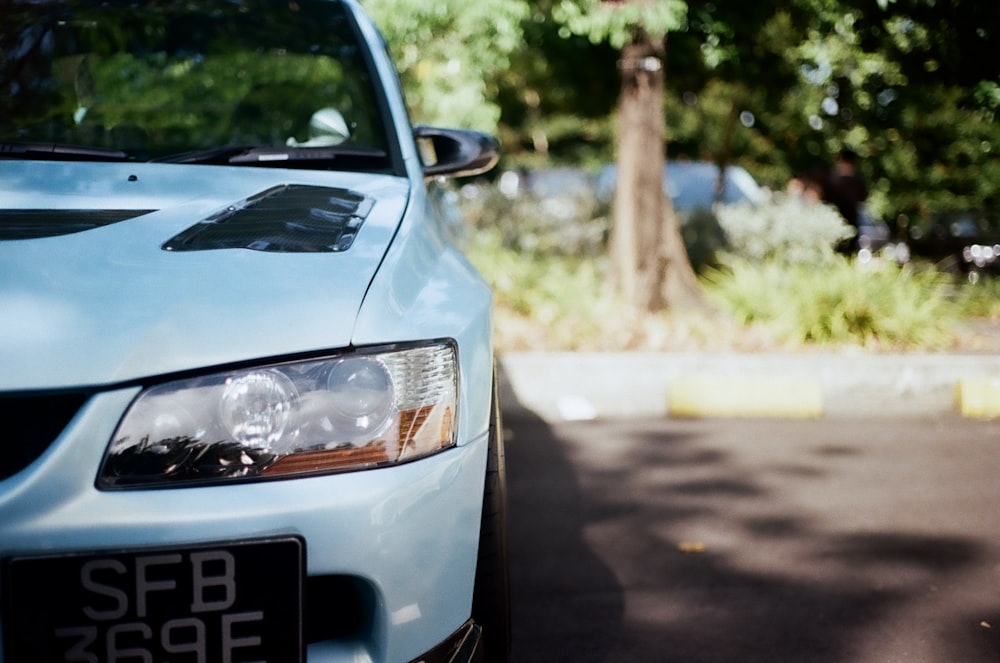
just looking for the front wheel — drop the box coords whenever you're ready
[471,375,511,663]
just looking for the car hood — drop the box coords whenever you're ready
[0,162,410,391]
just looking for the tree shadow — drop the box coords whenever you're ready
[504,410,995,662]
[500,364,626,663]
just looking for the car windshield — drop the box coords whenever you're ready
[0,0,393,168]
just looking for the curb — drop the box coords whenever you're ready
[955,377,1000,417]
[668,374,823,419]
[498,352,1000,422]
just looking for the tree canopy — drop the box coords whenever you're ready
[363,0,528,131]
[374,0,1000,225]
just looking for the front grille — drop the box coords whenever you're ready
[0,392,90,481]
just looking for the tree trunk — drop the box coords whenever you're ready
[609,33,705,312]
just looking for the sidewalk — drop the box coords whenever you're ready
[498,351,1000,421]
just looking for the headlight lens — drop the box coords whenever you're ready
[323,356,395,436]
[220,369,298,449]
[99,342,457,488]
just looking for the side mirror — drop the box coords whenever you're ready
[414,125,499,178]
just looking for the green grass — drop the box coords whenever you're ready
[702,257,960,350]
[953,274,1000,319]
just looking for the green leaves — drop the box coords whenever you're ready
[704,258,959,349]
[552,0,686,48]
[715,195,855,266]
[367,0,999,224]
[364,0,529,129]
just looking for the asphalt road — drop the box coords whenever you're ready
[505,411,1000,662]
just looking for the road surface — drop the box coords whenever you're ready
[506,412,1000,662]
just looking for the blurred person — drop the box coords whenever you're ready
[787,166,827,204]
[825,148,869,230]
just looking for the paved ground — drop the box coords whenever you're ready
[505,412,1000,662]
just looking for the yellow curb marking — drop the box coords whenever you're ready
[669,374,823,419]
[955,377,1000,418]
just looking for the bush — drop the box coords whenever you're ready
[676,207,728,273]
[456,175,981,352]
[455,178,857,273]
[953,274,1000,318]
[464,230,622,349]
[455,173,608,257]
[703,257,959,349]
[715,194,856,265]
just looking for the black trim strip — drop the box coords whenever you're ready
[0,209,153,240]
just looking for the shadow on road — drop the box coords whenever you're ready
[502,398,1000,662]
[500,364,626,662]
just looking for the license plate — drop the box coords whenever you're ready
[2,537,303,663]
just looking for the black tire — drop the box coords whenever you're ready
[472,373,511,663]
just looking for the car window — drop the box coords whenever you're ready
[666,162,719,210]
[724,167,768,205]
[0,0,392,167]
[668,162,767,209]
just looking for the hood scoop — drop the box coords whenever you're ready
[0,209,153,240]
[163,184,375,253]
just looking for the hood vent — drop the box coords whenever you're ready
[163,184,375,253]
[0,210,153,240]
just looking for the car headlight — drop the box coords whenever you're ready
[99,342,458,488]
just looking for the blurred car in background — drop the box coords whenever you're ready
[596,160,900,262]
[463,167,608,256]
[594,161,909,262]
[482,160,906,269]
[594,160,768,211]
[498,167,597,224]
[856,204,905,263]
[907,209,1000,277]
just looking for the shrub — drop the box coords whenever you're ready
[676,207,728,273]
[703,257,959,349]
[463,230,621,349]
[456,175,978,352]
[953,275,1000,318]
[715,194,856,265]
[455,173,608,257]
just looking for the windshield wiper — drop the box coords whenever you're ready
[152,145,388,168]
[151,145,257,165]
[0,142,130,161]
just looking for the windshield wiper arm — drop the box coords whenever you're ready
[0,142,130,161]
[150,145,256,164]
[152,145,388,167]
[228,145,387,164]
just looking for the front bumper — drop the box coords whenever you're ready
[0,387,489,663]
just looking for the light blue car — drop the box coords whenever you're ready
[0,2,508,662]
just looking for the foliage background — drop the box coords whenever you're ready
[369,0,1000,351]
[363,0,527,131]
[370,0,1000,225]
